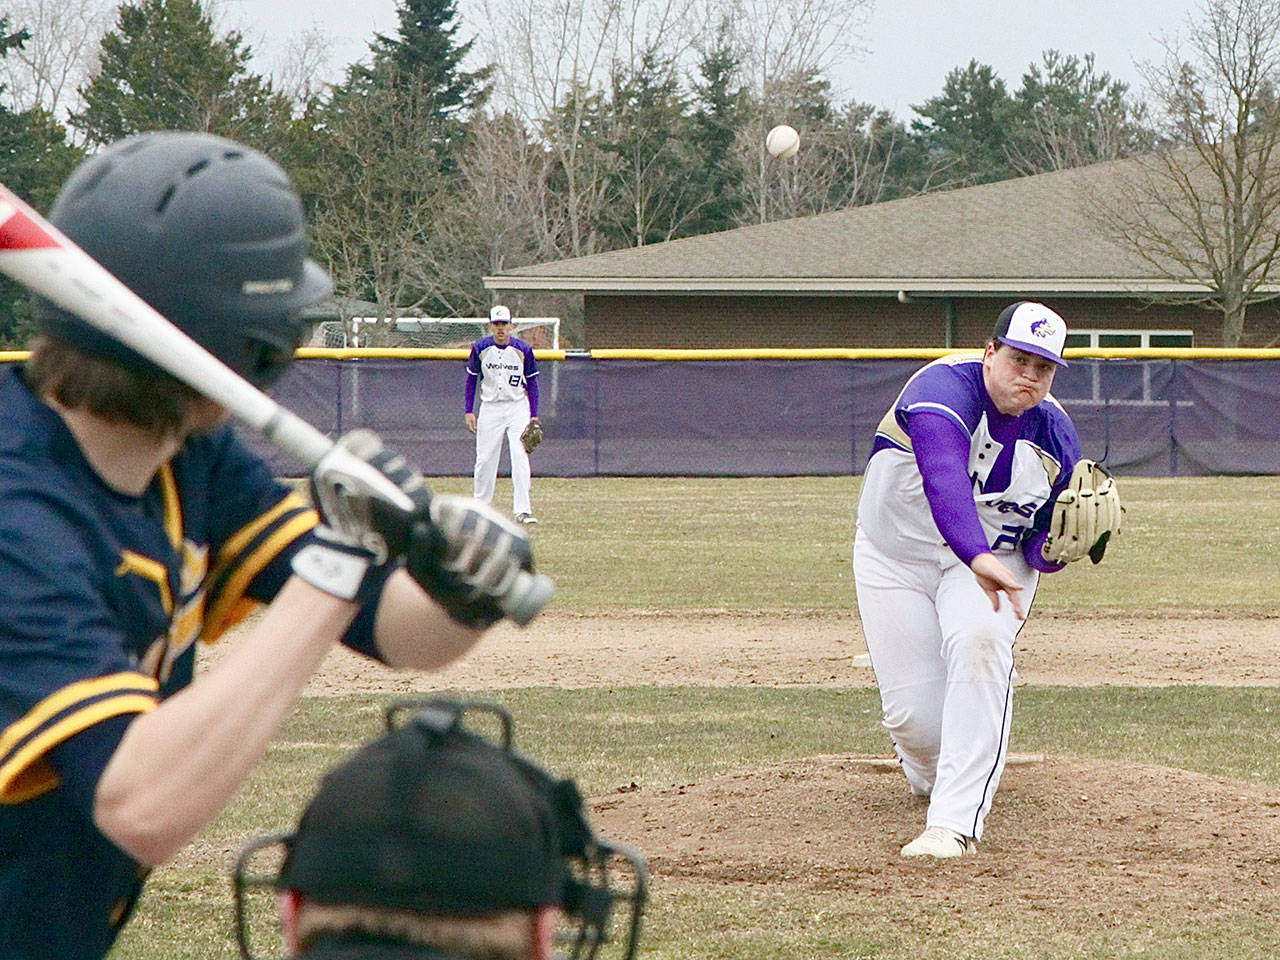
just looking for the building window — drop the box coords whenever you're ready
[1065,329,1194,348]
[1057,329,1195,407]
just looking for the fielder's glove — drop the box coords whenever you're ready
[1041,458,1123,565]
[520,417,543,453]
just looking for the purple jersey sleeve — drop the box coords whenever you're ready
[465,343,480,413]
[896,363,982,435]
[526,374,539,417]
[522,342,540,417]
[906,410,992,566]
[1022,528,1065,573]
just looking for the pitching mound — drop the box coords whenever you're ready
[589,755,1280,926]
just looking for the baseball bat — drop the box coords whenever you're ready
[0,182,552,626]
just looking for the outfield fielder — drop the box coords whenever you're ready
[465,305,541,525]
[854,302,1121,859]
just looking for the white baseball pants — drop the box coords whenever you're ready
[853,530,1038,841]
[473,398,532,516]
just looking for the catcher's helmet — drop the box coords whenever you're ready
[233,698,647,960]
[36,131,332,388]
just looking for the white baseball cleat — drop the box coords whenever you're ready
[900,826,975,859]
[515,513,538,525]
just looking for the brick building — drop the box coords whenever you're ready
[483,158,1280,350]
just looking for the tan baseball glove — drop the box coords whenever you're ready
[520,417,543,453]
[1042,459,1122,564]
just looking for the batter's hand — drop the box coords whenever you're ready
[969,553,1025,620]
[465,412,477,433]
[295,430,424,602]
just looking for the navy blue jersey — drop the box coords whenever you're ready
[0,366,349,958]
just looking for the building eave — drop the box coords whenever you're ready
[482,275,1227,296]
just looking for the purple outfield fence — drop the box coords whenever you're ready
[239,356,1280,477]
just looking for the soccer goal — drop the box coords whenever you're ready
[314,316,560,349]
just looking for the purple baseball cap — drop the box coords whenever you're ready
[993,301,1068,367]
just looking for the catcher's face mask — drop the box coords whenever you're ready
[232,697,647,960]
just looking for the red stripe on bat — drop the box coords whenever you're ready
[0,197,61,251]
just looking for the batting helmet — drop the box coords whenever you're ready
[36,131,332,388]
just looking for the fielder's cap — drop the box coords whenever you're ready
[489,305,512,323]
[993,301,1069,367]
[277,705,566,915]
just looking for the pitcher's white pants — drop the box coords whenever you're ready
[473,398,532,516]
[853,530,1037,841]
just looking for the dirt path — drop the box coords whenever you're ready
[211,609,1280,695]
[196,608,1280,947]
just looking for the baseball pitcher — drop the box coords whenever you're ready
[853,302,1121,859]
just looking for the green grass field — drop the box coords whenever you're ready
[425,474,1280,614]
[108,476,1280,960]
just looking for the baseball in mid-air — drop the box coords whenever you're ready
[765,124,800,159]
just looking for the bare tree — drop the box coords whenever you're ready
[270,24,335,111]
[475,0,706,258]
[718,0,872,222]
[415,111,558,316]
[0,0,112,122]
[1095,0,1280,346]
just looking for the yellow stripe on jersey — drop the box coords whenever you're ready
[115,551,173,614]
[202,506,319,643]
[1031,445,1065,486]
[157,463,182,549]
[875,408,912,451]
[0,673,159,803]
[217,492,310,565]
[0,696,159,804]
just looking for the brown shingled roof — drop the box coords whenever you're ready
[483,158,1194,296]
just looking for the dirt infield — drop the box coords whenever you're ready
[276,608,1280,694]
[206,609,1280,945]
[591,753,1280,933]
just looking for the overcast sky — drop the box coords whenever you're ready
[222,0,1205,120]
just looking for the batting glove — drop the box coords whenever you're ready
[293,430,423,603]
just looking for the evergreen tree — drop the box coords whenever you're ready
[302,0,497,318]
[368,0,490,115]
[71,0,292,151]
[600,52,701,247]
[0,18,84,346]
[1003,50,1155,173]
[340,0,492,169]
[862,109,936,200]
[685,33,748,235]
[912,60,1017,186]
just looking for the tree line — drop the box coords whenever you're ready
[2,0,1279,346]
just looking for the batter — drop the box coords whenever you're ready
[854,302,1083,859]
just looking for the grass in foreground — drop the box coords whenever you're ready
[426,475,1280,614]
[113,686,1280,960]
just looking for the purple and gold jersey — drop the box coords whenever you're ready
[858,354,1081,562]
[0,366,331,959]
[465,336,539,408]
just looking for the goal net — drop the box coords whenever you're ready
[312,317,560,349]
